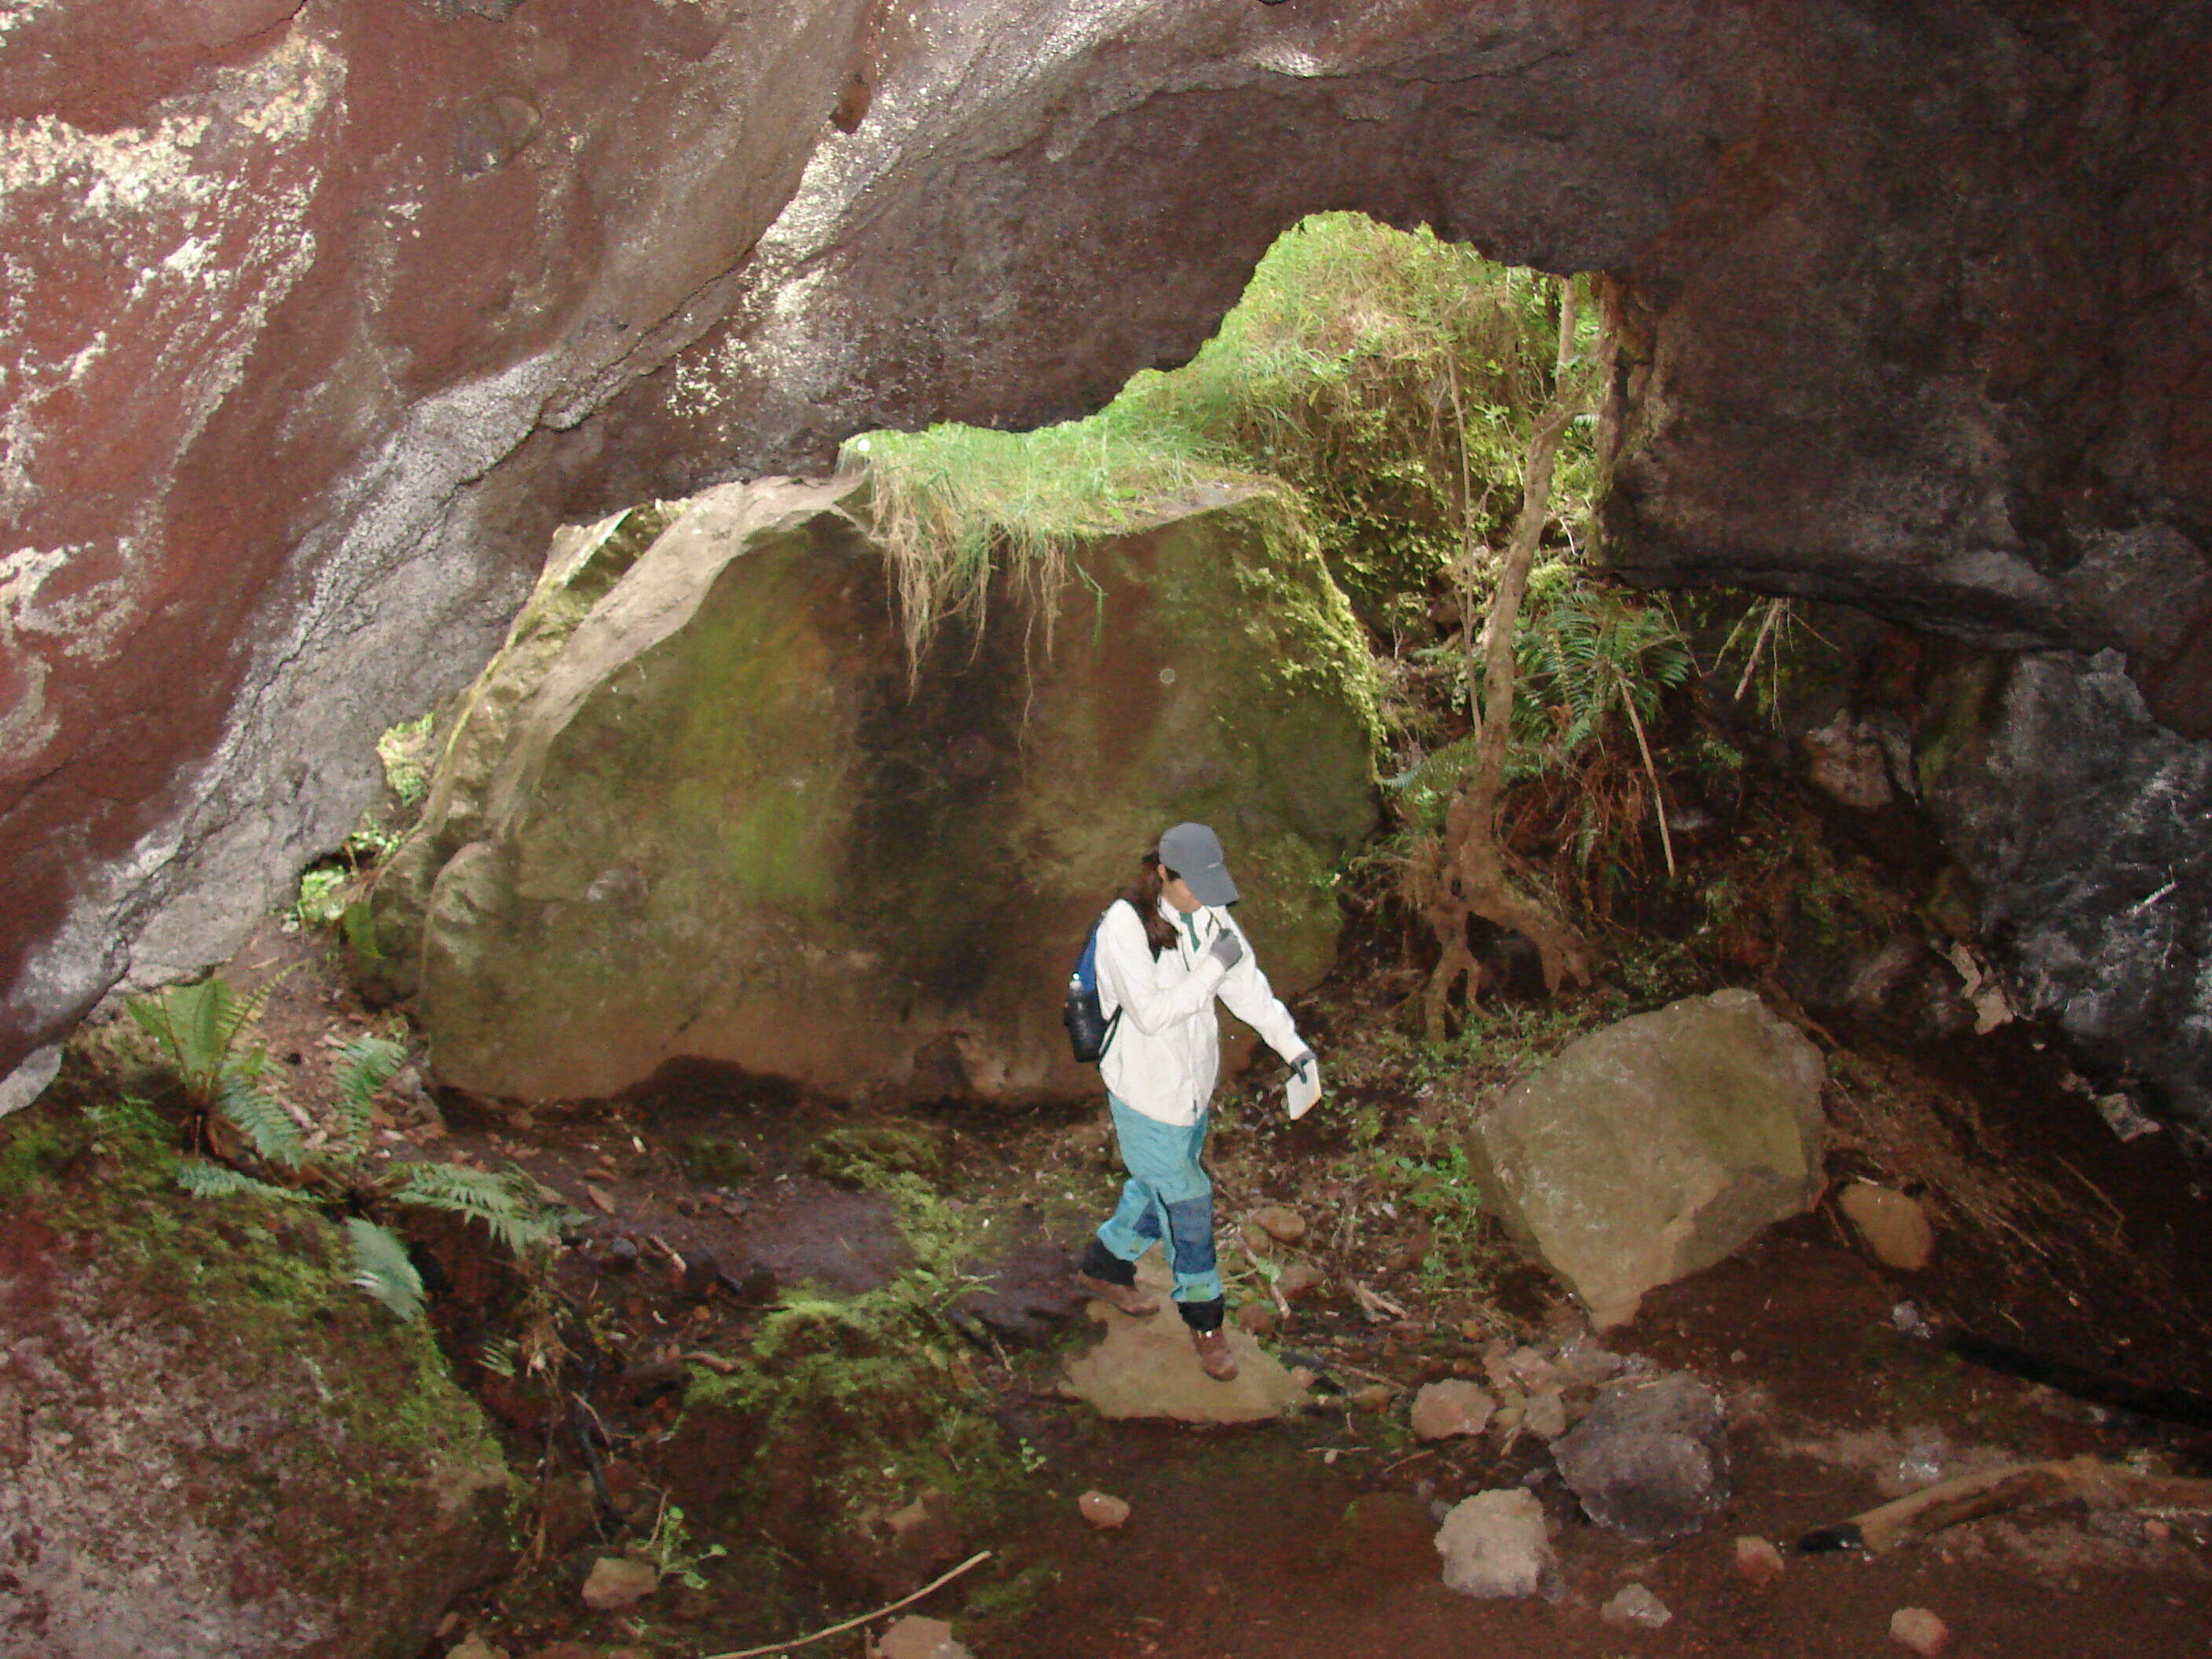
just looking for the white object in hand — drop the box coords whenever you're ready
[1287,1059,1322,1120]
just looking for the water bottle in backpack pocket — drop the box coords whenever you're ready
[1062,908,1122,1064]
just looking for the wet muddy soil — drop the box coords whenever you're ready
[407,1009,2212,1659]
[69,914,2212,1659]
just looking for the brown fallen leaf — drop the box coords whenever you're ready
[585,1183,617,1214]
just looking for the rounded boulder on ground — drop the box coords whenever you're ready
[1551,1372,1731,1544]
[1463,990,1826,1325]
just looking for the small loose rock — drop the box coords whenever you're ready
[1890,1606,1949,1656]
[1841,1182,1936,1271]
[1602,1583,1672,1628]
[1552,1372,1730,1544]
[1251,1205,1308,1243]
[1550,1331,1624,1386]
[1734,1534,1785,1588]
[1236,1302,1280,1336]
[1504,1346,1558,1390]
[1434,1488,1554,1599]
[1411,1379,1496,1441]
[877,1615,973,1659]
[1522,1388,1568,1441]
[1350,1382,1397,1412]
[1276,1262,1325,1300]
[580,1556,658,1611]
[1078,1490,1131,1529]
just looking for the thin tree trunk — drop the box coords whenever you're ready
[1620,681,1676,877]
[1420,277,1593,1038]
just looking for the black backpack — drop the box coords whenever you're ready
[1062,906,1124,1064]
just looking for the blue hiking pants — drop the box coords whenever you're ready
[1093,1094,1222,1308]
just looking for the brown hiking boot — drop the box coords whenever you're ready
[1074,1273,1159,1317]
[1191,1326,1240,1382]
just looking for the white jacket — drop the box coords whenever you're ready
[1095,896,1305,1126]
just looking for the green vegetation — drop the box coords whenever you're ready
[807,1119,949,1186]
[126,975,566,1322]
[289,712,448,947]
[676,1132,758,1186]
[0,1086,511,1571]
[850,212,1714,969]
[849,214,1588,662]
[633,1499,728,1591]
[376,712,437,808]
[678,1161,1020,1560]
[1389,1142,1487,1294]
[126,972,275,1122]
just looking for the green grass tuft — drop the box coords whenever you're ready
[847,212,1580,665]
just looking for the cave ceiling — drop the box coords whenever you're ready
[2,0,2207,1083]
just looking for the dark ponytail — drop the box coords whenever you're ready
[1121,850,1181,958]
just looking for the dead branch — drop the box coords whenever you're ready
[1799,1456,2212,1555]
[701,1550,994,1659]
[1350,1280,1412,1323]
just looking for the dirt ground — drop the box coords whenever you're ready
[65,904,2212,1659]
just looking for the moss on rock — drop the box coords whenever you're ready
[405,476,1377,1104]
[364,501,680,996]
[0,1078,515,1658]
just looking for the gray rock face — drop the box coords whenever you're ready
[1553,1373,1731,1544]
[1467,991,1827,1326]
[1921,650,2212,1126]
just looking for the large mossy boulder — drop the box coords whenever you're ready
[367,504,675,998]
[0,1093,516,1657]
[1467,991,1827,1327]
[404,476,1377,1104]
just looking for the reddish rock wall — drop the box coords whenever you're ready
[3,0,2207,1086]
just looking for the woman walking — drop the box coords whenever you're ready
[1073,822,1316,1381]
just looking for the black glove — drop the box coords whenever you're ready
[1207,928,1245,972]
[1289,1048,1315,1083]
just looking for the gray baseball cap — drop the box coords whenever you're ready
[1159,821,1240,906]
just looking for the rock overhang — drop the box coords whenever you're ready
[3,0,2208,1097]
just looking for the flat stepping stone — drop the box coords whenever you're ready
[1061,1253,1307,1423]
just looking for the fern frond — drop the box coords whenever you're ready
[346,1218,425,1322]
[1382,732,1485,833]
[216,1075,307,1168]
[335,1037,408,1151]
[127,976,273,1106]
[383,1160,558,1256]
[175,1159,315,1204]
[190,977,272,1079]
